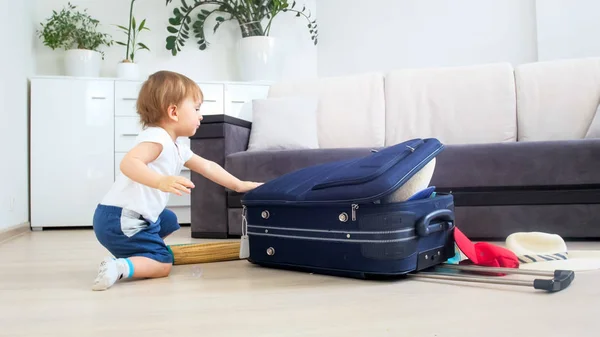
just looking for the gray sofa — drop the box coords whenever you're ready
[189,58,600,240]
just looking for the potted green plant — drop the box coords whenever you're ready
[164,0,317,82]
[37,2,113,77]
[115,0,151,79]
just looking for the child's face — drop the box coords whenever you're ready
[174,96,203,137]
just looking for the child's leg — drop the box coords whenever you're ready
[128,256,172,278]
[156,208,180,239]
[92,205,176,291]
[91,256,172,291]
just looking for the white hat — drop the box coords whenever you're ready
[505,232,600,272]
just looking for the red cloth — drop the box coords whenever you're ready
[454,227,519,270]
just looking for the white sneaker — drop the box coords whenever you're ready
[92,257,119,291]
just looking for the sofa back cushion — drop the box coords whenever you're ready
[384,63,517,146]
[267,72,386,148]
[515,57,600,141]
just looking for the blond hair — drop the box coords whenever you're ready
[136,70,203,128]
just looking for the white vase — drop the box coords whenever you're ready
[236,36,283,82]
[116,62,140,79]
[64,49,102,77]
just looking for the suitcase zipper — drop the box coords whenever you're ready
[351,204,359,221]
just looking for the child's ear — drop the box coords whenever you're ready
[167,104,179,122]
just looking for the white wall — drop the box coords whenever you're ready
[536,0,600,61]
[0,0,35,230]
[33,0,318,82]
[316,0,538,77]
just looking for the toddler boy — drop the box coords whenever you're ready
[92,70,261,291]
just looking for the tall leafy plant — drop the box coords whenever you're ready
[37,2,113,58]
[164,0,317,56]
[115,0,151,63]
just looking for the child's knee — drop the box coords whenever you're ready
[160,208,178,225]
[158,208,180,238]
[160,262,172,277]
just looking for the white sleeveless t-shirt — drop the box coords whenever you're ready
[101,127,193,223]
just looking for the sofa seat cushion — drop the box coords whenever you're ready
[431,138,600,189]
[225,148,375,184]
[226,139,600,210]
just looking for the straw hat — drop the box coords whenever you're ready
[505,232,600,272]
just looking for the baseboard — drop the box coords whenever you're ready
[0,222,31,244]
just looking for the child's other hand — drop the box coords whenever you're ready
[235,181,263,193]
[157,175,195,196]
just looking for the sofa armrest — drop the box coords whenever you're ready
[189,115,252,238]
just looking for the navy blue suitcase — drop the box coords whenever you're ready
[239,138,456,279]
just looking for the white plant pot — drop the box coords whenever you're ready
[116,62,141,79]
[64,49,102,77]
[236,36,283,82]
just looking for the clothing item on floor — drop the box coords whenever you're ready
[506,231,600,272]
[453,227,520,269]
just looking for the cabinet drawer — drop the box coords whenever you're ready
[198,83,223,101]
[197,83,224,115]
[224,84,270,121]
[226,84,270,102]
[115,81,143,117]
[115,116,143,152]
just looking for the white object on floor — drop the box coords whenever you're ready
[506,231,600,272]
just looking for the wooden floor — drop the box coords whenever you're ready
[1,226,599,337]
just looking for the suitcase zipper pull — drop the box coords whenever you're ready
[239,206,250,259]
[352,204,359,221]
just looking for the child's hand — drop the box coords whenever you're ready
[157,175,195,196]
[235,181,263,193]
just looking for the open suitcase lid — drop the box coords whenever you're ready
[241,138,444,206]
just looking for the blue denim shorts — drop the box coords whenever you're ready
[93,204,180,264]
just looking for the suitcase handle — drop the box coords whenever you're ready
[414,264,575,293]
[416,209,454,236]
[534,270,575,292]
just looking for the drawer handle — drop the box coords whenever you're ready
[231,100,245,104]
[122,133,139,137]
[91,96,106,100]
[122,97,137,101]
[204,99,217,103]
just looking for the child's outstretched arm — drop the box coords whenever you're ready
[184,154,262,193]
[121,142,195,196]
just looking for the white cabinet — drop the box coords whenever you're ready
[198,83,225,116]
[30,78,115,229]
[29,76,270,229]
